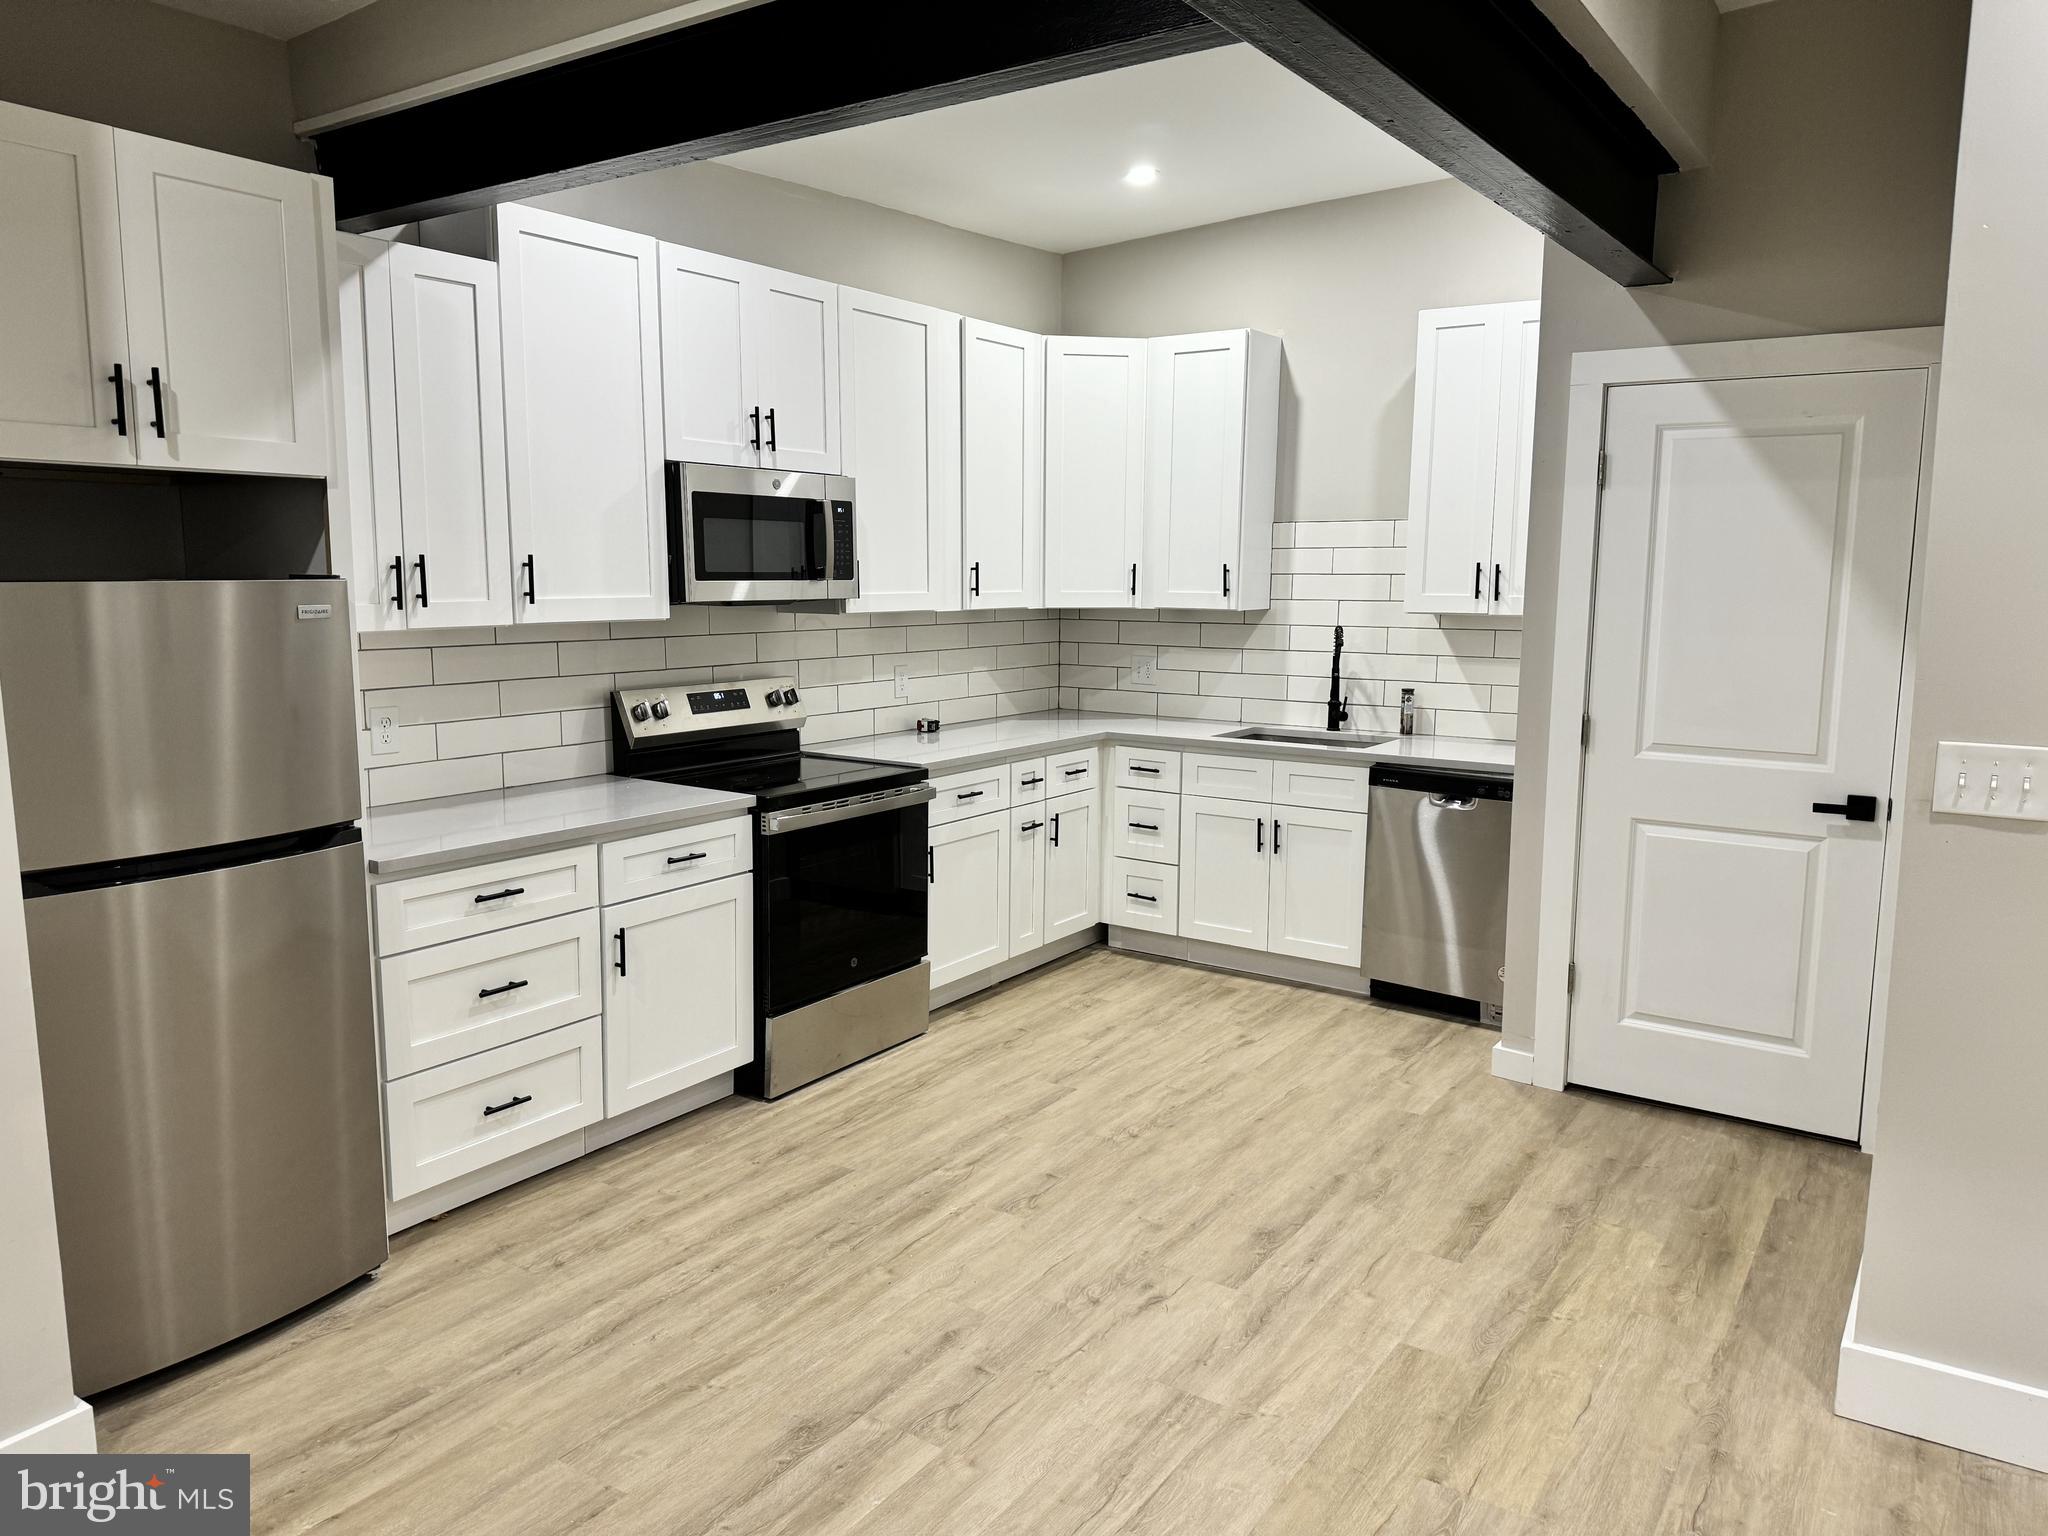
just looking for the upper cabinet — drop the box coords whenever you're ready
[495,205,669,624]
[960,319,1044,610]
[0,102,326,476]
[1141,329,1280,612]
[658,244,839,474]
[1404,301,1539,617]
[840,287,961,614]
[1044,337,1146,609]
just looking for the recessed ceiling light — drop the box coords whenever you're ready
[1123,163,1159,188]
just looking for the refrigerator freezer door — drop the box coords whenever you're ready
[0,579,360,871]
[25,833,386,1393]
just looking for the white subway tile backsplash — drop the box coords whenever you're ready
[558,638,666,675]
[363,681,502,725]
[357,648,433,690]
[436,712,562,759]
[502,741,608,788]
[367,754,503,806]
[433,642,558,684]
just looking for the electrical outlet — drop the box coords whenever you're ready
[1133,656,1156,685]
[371,711,401,756]
[893,664,910,700]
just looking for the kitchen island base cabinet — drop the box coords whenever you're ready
[928,812,1010,989]
[603,874,753,1116]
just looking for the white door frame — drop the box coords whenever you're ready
[1525,327,1942,1149]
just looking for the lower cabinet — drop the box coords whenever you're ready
[1176,793,1369,965]
[602,873,754,1116]
[929,811,1010,987]
[1008,806,1047,955]
[1178,794,1272,951]
[1042,787,1101,942]
[931,768,1103,991]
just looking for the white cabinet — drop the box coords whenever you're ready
[1007,805,1048,957]
[1044,337,1147,608]
[840,286,961,613]
[960,319,1044,609]
[658,243,839,473]
[603,875,753,1116]
[1178,794,1271,952]
[1405,301,1539,617]
[929,811,1009,987]
[1267,805,1368,967]
[1042,787,1101,942]
[1142,329,1280,611]
[337,236,403,632]
[496,204,669,623]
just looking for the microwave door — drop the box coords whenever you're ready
[679,468,833,603]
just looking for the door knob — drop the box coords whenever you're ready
[1811,794,1879,822]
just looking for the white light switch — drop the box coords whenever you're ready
[1934,740,2048,821]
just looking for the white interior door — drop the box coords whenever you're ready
[961,318,1045,610]
[1178,794,1270,951]
[336,236,404,632]
[604,878,753,1116]
[1569,369,1927,1139]
[929,812,1009,988]
[0,102,132,466]
[1487,302,1540,617]
[658,242,758,467]
[1045,337,1146,608]
[1143,330,1246,610]
[388,244,512,628]
[1268,804,1368,967]
[1043,789,1100,943]
[114,130,326,476]
[1404,305,1501,615]
[755,266,840,474]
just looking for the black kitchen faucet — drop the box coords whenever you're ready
[1326,625,1349,732]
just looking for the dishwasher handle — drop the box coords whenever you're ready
[1427,794,1478,811]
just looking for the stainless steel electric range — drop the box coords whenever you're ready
[609,675,934,1098]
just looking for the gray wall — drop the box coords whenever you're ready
[0,0,305,167]
[1501,0,1970,1055]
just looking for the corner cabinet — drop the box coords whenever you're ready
[495,204,670,623]
[960,319,1045,610]
[1044,337,1146,609]
[1404,301,1539,618]
[841,287,962,613]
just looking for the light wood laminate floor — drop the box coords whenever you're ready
[100,949,2046,1534]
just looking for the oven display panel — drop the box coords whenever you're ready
[687,688,751,715]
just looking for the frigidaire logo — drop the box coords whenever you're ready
[3,1455,249,1533]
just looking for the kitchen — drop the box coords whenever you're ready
[4,0,2045,1529]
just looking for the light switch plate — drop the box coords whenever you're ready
[371,710,401,756]
[1933,740,2048,821]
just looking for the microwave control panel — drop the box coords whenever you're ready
[831,501,856,582]
[614,674,802,742]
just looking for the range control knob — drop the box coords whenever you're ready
[766,688,788,707]
[784,687,800,707]
[650,697,671,720]
[629,701,650,723]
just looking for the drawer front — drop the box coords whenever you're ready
[1112,786,1181,864]
[1182,751,1274,804]
[377,910,602,1077]
[1046,746,1099,795]
[385,1017,603,1201]
[1010,757,1049,803]
[1108,858,1179,935]
[1114,745,1182,793]
[600,815,753,904]
[1271,758,1373,814]
[930,764,1011,826]
[374,845,598,955]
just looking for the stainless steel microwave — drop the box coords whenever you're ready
[666,462,857,604]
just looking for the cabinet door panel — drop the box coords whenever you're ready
[1008,806,1047,957]
[604,876,754,1115]
[336,237,405,632]
[1268,806,1368,967]
[756,266,840,474]
[659,242,757,467]
[961,319,1045,609]
[1178,794,1269,951]
[1143,331,1245,611]
[115,130,326,475]
[498,205,669,623]
[1044,338,1146,608]
[1488,301,1540,617]
[0,103,131,466]
[1404,305,1502,615]
[929,811,1008,988]
[1043,788,1100,943]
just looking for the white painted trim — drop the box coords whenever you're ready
[292,0,769,134]
[1,1399,95,1455]
[1534,329,1943,1107]
[1490,1038,1536,1084]
[1838,1272,2048,1473]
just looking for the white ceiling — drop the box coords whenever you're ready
[148,0,378,41]
[718,45,1448,255]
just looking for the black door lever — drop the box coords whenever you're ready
[1812,794,1879,822]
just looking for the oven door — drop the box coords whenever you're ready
[757,785,933,1017]
[671,463,855,604]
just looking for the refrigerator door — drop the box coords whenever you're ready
[0,579,359,872]
[25,832,386,1394]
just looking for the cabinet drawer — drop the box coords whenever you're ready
[1114,745,1181,792]
[384,1017,603,1200]
[374,845,598,955]
[1010,757,1049,802]
[930,764,1011,826]
[1182,751,1274,803]
[1272,758,1372,814]
[377,910,602,1077]
[1046,746,1099,795]
[1109,859,1179,935]
[600,814,752,904]
[1112,786,1181,865]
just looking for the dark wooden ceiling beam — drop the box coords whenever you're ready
[1183,0,1674,286]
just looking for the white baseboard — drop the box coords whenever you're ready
[1837,1271,2048,1472]
[1491,1039,1537,1084]
[1,1398,96,1454]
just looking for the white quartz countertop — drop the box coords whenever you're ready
[363,775,755,876]
[823,712,1514,779]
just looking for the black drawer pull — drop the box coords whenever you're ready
[1127,891,1158,903]
[1129,764,1161,775]
[473,887,525,903]
[1019,820,1043,833]
[956,789,984,801]
[481,1093,532,1117]
[1020,775,1042,787]
[666,851,708,864]
[1062,766,1086,778]
[477,979,529,999]
[1128,821,1159,833]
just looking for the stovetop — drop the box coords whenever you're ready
[640,751,926,810]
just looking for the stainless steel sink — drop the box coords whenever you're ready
[1220,727,1396,750]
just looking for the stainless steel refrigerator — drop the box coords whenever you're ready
[0,579,386,1395]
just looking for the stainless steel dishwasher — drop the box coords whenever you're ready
[1362,763,1514,1024]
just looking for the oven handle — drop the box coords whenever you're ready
[760,782,936,836]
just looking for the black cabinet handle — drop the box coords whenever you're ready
[956,789,983,801]
[108,363,127,436]
[1256,817,1264,853]
[1128,821,1159,832]
[472,886,525,904]
[144,366,165,438]
[970,560,980,598]
[522,554,536,605]
[1062,766,1086,779]
[614,929,627,976]
[1223,562,1231,598]
[481,1093,532,1118]
[1274,819,1283,855]
[1050,813,1061,848]
[1019,819,1043,833]
[1474,561,1483,601]
[1493,563,1502,603]
[1129,562,1137,598]
[477,979,529,999]
[1020,776,1041,788]
[749,406,762,452]
[765,406,777,452]
[666,851,707,865]
[926,847,935,883]
[1129,764,1160,776]
[1812,794,1879,822]
[1127,891,1157,903]
[414,553,429,608]
[389,556,404,608]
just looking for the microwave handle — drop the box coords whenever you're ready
[810,498,830,580]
